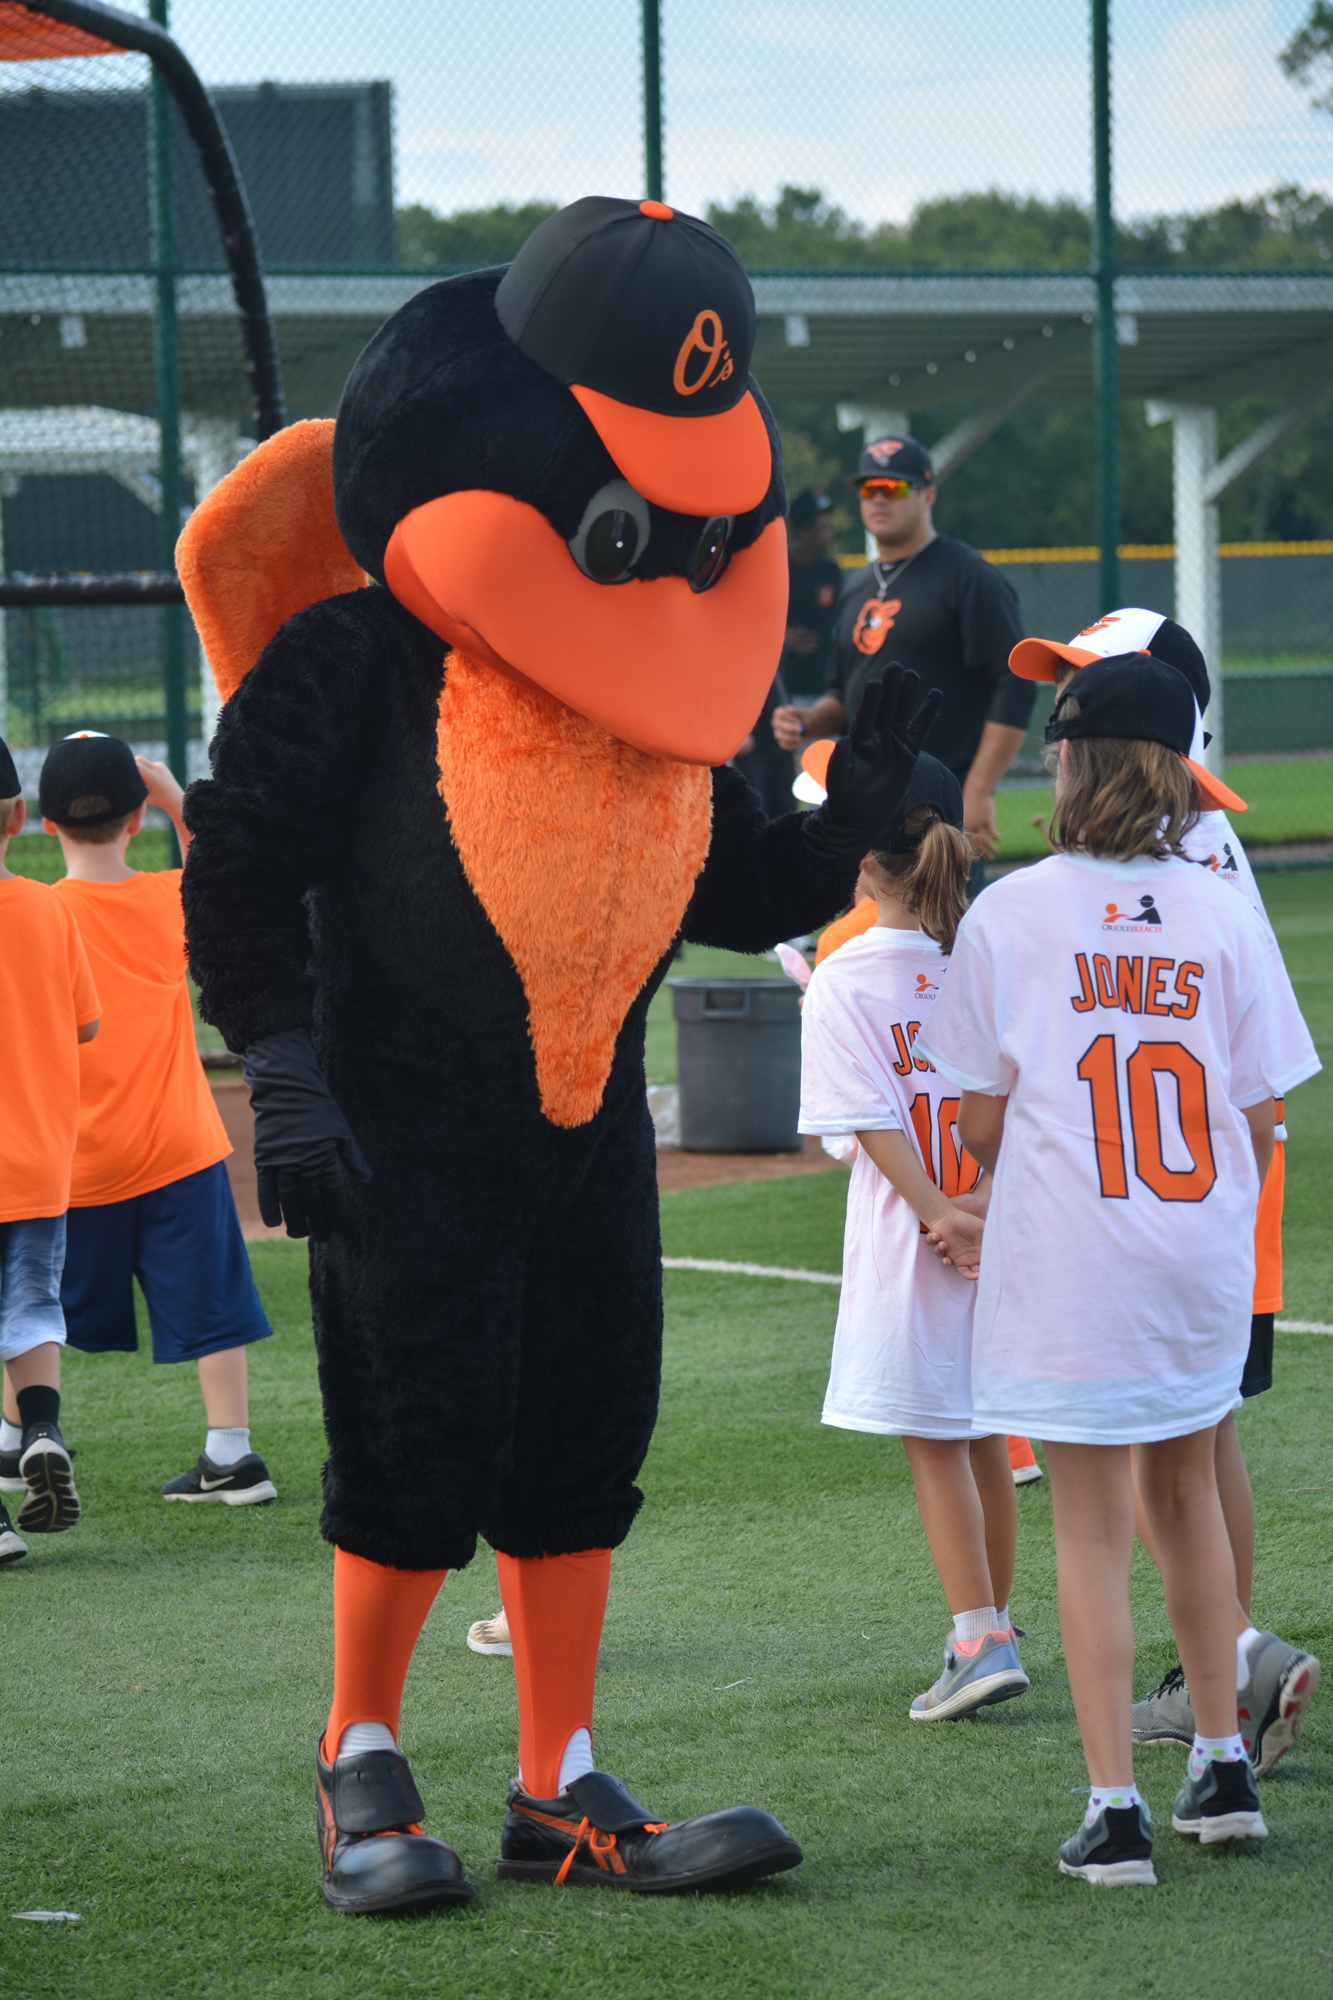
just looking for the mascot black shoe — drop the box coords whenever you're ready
[178,195,940,1906]
[316,1740,475,1913]
[498,1769,803,1893]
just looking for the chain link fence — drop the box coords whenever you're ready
[2,0,1331,856]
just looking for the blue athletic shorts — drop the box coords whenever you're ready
[61,1161,272,1363]
[0,1214,68,1364]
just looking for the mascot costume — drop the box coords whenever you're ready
[179,196,939,1912]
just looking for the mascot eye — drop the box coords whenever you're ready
[688,517,734,594]
[568,480,652,583]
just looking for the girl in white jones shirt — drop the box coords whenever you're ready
[916,655,1319,1888]
[798,754,1029,1724]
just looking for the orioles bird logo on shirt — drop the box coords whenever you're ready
[852,596,901,655]
[672,310,734,396]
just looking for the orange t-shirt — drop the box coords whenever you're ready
[54,870,230,1207]
[815,896,878,965]
[1252,1129,1284,1315]
[0,875,101,1221]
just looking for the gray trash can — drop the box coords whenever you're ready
[669,977,802,1152]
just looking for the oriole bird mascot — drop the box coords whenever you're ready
[179,196,939,1912]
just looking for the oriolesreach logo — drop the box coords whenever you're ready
[1101,895,1164,933]
[672,310,734,396]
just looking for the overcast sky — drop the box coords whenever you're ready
[34,2,1333,223]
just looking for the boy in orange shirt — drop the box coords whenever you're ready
[0,735,101,1566]
[39,734,276,1505]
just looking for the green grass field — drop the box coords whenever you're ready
[2,878,1329,2000]
[995,758,1333,859]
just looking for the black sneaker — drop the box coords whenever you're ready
[16,1422,80,1534]
[497,1768,804,1893]
[0,1501,28,1565]
[0,1445,26,1494]
[316,1740,474,1914]
[1058,1801,1157,1887]
[1172,1756,1267,1844]
[162,1452,277,1505]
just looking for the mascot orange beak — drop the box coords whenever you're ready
[384,494,787,766]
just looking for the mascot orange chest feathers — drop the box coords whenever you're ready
[178,197,788,1127]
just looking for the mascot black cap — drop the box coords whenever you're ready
[496,196,770,517]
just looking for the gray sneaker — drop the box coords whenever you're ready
[1058,1800,1157,1887]
[909,1630,1030,1720]
[1132,1662,1194,1748]
[1238,1632,1321,1777]
[1171,1755,1267,1844]
[0,1501,28,1566]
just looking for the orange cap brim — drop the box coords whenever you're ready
[1182,756,1247,813]
[570,383,772,517]
[800,738,836,790]
[1008,638,1102,683]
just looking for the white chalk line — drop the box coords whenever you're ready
[662,1258,1333,1334]
[662,1256,840,1287]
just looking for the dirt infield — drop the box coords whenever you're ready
[211,1077,845,1238]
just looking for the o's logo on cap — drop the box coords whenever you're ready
[1078,615,1121,637]
[865,438,905,464]
[672,309,734,397]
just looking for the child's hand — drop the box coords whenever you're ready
[135,757,185,814]
[925,1204,984,1281]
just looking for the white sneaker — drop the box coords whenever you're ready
[467,1610,512,1656]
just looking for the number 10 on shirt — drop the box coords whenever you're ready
[1076,1035,1217,1203]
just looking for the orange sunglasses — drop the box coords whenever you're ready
[858,477,919,500]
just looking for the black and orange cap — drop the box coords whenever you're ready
[1046,655,1246,813]
[495,195,771,518]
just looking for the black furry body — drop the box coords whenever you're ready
[183,586,855,1571]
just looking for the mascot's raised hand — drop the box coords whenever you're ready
[804,663,942,867]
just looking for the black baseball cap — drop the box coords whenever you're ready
[0,735,19,799]
[39,731,148,825]
[495,195,770,518]
[789,488,832,530]
[847,436,934,488]
[875,751,964,853]
[1011,606,1211,714]
[1046,655,1244,812]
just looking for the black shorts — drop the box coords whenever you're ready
[1240,1313,1274,1399]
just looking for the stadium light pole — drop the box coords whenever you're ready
[148,0,188,833]
[1091,0,1120,611]
[642,0,664,202]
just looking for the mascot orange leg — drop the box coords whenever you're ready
[497,1549,611,1797]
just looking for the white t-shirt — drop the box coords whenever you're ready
[799,926,984,1439]
[1180,809,1311,1133]
[914,853,1320,1444]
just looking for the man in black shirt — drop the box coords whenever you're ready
[772,438,1032,862]
[734,488,842,817]
[781,488,842,697]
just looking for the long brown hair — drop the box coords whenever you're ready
[870,804,975,955]
[1047,727,1196,859]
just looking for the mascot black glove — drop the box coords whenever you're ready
[242,1030,371,1242]
[802,663,943,872]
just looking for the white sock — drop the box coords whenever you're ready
[557,1727,595,1792]
[1086,1782,1142,1823]
[1236,1625,1261,1690]
[1189,1731,1247,1778]
[205,1426,250,1467]
[997,1603,1012,1634]
[337,1721,397,1760]
[953,1605,999,1645]
[0,1417,21,1454]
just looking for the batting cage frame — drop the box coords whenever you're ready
[0,0,283,788]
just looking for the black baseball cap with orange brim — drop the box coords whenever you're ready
[495,196,771,519]
[1045,654,1246,813]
